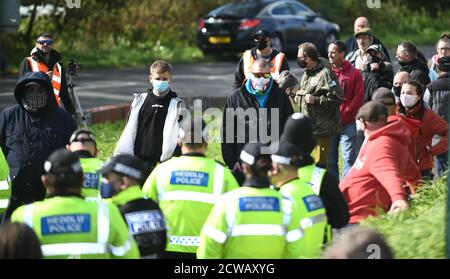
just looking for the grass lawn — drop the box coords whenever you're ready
[92,120,447,258]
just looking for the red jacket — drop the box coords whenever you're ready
[332,61,364,125]
[339,118,421,224]
[396,102,449,171]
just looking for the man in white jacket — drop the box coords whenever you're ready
[114,60,184,174]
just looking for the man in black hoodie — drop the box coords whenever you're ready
[396,42,430,86]
[19,34,75,115]
[0,71,77,220]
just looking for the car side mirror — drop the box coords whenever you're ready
[305,13,317,22]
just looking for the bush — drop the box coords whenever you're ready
[362,174,447,259]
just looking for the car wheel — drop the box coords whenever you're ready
[325,32,338,46]
[320,32,338,56]
[271,34,283,52]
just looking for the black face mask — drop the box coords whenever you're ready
[297,59,307,68]
[255,40,268,51]
[367,55,381,65]
[22,90,49,113]
[392,86,402,97]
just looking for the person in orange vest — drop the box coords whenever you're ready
[19,33,75,115]
[232,30,290,90]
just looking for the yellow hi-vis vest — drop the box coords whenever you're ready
[298,164,332,244]
[0,149,11,214]
[11,196,140,259]
[242,50,285,81]
[27,57,62,107]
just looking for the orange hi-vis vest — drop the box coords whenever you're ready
[242,50,285,82]
[27,57,62,107]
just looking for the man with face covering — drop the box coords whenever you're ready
[0,71,77,220]
[232,30,290,90]
[223,59,293,184]
[19,34,75,115]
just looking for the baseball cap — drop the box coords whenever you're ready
[366,44,383,53]
[354,27,373,38]
[69,128,97,145]
[44,149,82,176]
[356,101,388,123]
[254,30,271,40]
[271,136,306,166]
[240,143,271,166]
[101,154,145,183]
[372,87,396,106]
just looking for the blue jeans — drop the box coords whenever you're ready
[435,152,448,177]
[328,122,357,180]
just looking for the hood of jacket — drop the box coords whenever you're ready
[14,71,56,114]
[368,117,413,146]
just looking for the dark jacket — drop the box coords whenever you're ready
[0,72,77,208]
[345,36,391,62]
[362,62,394,102]
[398,58,431,86]
[233,48,290,90]
[19,48,75,114]
[318,170,350,229]
[114,186,167,258]
[425,73,450,122]
[222,83,293,170]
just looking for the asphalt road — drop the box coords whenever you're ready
[0,46,435,112]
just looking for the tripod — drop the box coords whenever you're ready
[67,60,88,127]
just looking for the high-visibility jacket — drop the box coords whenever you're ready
[0,149,11,214]
[298,164,332,243]
[26,57,62,107]
[142,154,239,253]
[11,195,140,259]
[279,179,327,258]
[242,50,285,81]
[80,158,104,200]
[197,186,305,259]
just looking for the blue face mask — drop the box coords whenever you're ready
[100,181,117,199]
[152,80,170,93]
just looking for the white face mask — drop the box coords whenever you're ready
[400,94,419,108]
[251,75,271,94]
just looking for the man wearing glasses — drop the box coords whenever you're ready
[232,30,289,90]
[19,33,75,115]
[222,59,293,184]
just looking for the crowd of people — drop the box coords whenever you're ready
[0,16,449,259]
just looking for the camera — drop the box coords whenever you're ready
[67,58,83,75]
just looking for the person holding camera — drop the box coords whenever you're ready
[19,33,75,115]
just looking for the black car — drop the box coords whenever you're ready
[196,0,340,56]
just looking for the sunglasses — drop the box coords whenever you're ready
[253,73,271,78]
[37,39,53,45]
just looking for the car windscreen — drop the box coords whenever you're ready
[208,2,263,18]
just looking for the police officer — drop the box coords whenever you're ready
[270,137,327,258]
[101,154,167,259]
[197,143,304,259]
[11,149,139,259]
[233,30,290,90]
[142,117,239,259]
[67,129,103,200]
[0,149,11,223]
[283,113,350,235]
